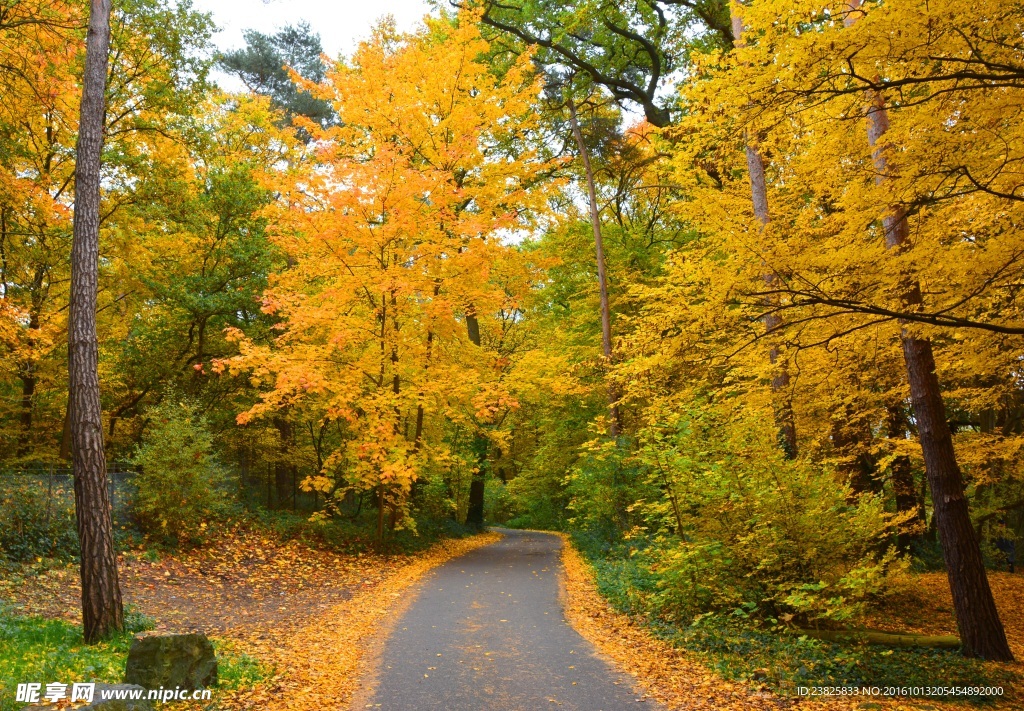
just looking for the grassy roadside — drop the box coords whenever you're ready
[0,608,269,711]
[1,528,501,710]
[560,535,1021,710]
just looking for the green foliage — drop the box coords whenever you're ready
[668,618,1014,701]
[578,548,1014,700]
[483,478,514,524]
[131,398,233,545]
[0,610,132,710]
[0,481,78,563]
[0,607,267,711]
[414,469,461,524]
[0,605,150,710]
[566,399,910,626]
[210,640,272,690]
[219,23,334,131]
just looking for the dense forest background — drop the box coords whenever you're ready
[2,0,1023,683]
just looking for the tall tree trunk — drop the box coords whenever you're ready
[69,0,122,644]
[464,308,487,529]
[887,403,923,550]
[730,5,797,458]
[830,398,877,495]
[845,0,1012,661]
[273,417,296,509]
[567,98,620,436]
[17,370,35,457]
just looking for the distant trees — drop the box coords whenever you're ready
[220,23,334,131]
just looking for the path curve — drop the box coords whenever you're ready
[365,528,658,710]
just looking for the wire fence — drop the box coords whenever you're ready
[0,465,137,525]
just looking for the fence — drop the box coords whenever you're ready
[0,465,137,526]
[2,459,327,523]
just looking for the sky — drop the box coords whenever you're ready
[191,0,436,87]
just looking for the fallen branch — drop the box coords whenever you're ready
[796,628,960,648]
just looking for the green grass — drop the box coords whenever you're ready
[0,607,270,711]
[579,545,1018,704]
[654,620,1017,702]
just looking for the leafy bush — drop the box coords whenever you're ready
[131,398,232,545]
[483,477,513,524]
[567,398,911,626]
[0,481,78,562]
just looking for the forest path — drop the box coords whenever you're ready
[363,528,657,710]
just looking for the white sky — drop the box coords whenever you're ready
[191,0,436,87]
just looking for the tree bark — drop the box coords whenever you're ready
[845,0,1012,661]
[273,417,296,508]
[17,370,36,457]
[567,98,620,437]
[69,0,123,644]
[887,404,923,550]
[464,309,487,529]
[730,4,798,458]
[16,273,44,457]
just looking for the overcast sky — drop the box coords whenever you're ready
[191,0,436,87]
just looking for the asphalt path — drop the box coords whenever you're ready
[366,528,657,710]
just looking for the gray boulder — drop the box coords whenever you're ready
[23,683,153,710]
[123,632,217,690]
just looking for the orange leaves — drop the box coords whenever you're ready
[224,13,556,511]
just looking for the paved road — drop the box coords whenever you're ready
[367,529,656,710]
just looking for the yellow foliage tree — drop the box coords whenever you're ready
[221,14,556,536]
[617,0,1022,659]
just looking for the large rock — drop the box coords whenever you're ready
[123,632,217,690]
[23,683,153,710]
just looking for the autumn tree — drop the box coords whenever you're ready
[841,0,1011,662]
[645,0,1020,659]
[219,22,333,132]
[221,14,554,535]
[0,0,215,463]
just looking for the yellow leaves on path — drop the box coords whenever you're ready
[3,530,502,709]
[219,531,502,710]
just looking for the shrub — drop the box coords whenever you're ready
[0,480,78,562]
[567,398,911,627]
[131,398,232,545]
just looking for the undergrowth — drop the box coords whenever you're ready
[576,538,1017,704]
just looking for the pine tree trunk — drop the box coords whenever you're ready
[844,0,1012,661]
[69,0,123,645]
[567,99,620,436]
